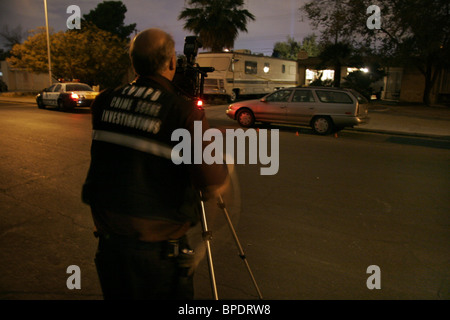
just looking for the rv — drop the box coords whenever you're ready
[196,50,298,102]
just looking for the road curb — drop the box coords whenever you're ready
[348,127,450,141]
[0,98,36,104]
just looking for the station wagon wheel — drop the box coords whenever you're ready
[312,116,333,135]
[236,108,255,127]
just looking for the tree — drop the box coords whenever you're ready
[342,62,386,99]
[272,34,319,60]
[82,0,136,39]
[301,0,359,45]
[301,0,450,105]
[178,0,255,52]
[316,42,362,87]
[0,48,7,61]
[272,36,300,60]
[381,0,450,105]
[7,26,130,89]
[301,34,320,58]
[0,25,26,52]
[7,27,49,74]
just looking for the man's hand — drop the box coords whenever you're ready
[199,175,231,202]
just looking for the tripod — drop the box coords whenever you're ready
[199,193,263,300]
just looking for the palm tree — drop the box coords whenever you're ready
[178,0,255,52]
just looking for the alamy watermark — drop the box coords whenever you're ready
[66,5,81,30]
[171,122,280,176]
[366,265,381,289]
[366,5,381,30]
[66,265,81,289]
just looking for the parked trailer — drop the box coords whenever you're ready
[196,51,298,102]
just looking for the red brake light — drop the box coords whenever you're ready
[71,93,79,100]
[196,99,204,109]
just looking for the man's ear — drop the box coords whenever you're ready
[169,54,176,71]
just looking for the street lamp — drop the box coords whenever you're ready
[43,0,52,86]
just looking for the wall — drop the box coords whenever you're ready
[398,66,450,105]
[399,67,425,103]
[0,61,54,92]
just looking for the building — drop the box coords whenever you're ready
[296,57,450,105]
[0,60,54,92]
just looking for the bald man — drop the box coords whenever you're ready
[82,28,228,300]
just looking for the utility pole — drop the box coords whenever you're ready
[44,0,53,86]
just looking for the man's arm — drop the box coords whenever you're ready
[184,106,229,200]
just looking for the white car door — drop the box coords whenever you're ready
[42,84,56,105]
[47,84,62,106]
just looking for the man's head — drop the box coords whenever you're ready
[130,28,176,80]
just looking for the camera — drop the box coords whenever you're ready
[173,36,214,102]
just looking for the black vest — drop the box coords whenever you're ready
[82,76,201,225]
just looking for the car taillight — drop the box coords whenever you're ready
[196,99,204,109]
[71,93,79,100]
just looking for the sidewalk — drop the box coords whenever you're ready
[1,94,449,139]
[355,102,450,139]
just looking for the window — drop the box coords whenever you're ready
[316,90,353,104]
[292,90,315,103]
[54,84,62,92]
[47,85,56,92]
[282,65,286,74]
[66,84,93,91]
[349,89,369,104]
[263,63,270,73]
[265,90,292,102]
[245,61,257,74]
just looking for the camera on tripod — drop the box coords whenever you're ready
[173,36,215,105]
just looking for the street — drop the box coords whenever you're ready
[0,101,449,300]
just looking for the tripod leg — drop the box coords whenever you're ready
[218,195,263,300]
[199,195,219,300]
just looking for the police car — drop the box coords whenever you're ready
[36,82,99,111]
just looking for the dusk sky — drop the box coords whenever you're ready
[0,0,315,55]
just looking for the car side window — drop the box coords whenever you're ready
[316,91,353,104]
[47,85,56,92]
[54,84,62,92]
[292,90,315,103]
[266,90,292,102]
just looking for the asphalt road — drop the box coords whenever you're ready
[0,101,449,300]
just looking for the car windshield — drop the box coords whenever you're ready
[66,84,93,92]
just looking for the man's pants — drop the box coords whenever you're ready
[94,235,194,300]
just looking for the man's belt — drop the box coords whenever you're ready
[96,231,187,258]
